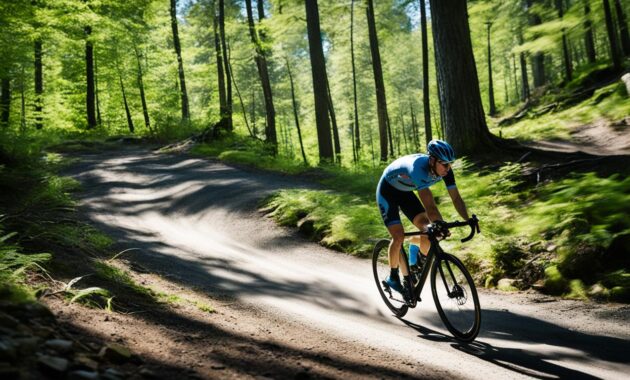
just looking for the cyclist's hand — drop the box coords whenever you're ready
[433,220,451,238]
[468,214,480,233]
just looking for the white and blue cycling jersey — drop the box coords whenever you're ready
[379,153,456,191]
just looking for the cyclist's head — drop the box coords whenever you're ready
[427,140,455,163]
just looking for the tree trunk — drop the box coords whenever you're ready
[350,0,361,158]
[20,67,26,133]
[118,73,134,134]
[134,45,151,133]
[603,0,622,69]
[326,76,341,164]
[527,0,546,88]
[429,0,496,155]
[584,2,597,63]
[304,0,333,163]
[170,0,190,121]
[614,0,630,56]
[556,0,573,82]
[366,0,390,161]
[227,43,253,137]
[286,57,308,165]
[1,78,10,128]
[486,22,496,115]
[245,0,277,153]
[517,30,530,101]
[219,0,233,131]
[420,0,432,146]
[85,26,97,129]
[213,4,228,128]
[34,39,43,129]
[94,55,102,126]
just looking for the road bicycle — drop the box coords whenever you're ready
[372,215,481,342]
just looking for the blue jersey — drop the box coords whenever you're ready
[379,154,456,191]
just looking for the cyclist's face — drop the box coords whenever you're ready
[435,159,451,176]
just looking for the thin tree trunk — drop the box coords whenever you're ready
[227,43,253,137]
[213,4,228,128]
[286,57,308,165]
[556,0,573,82]
[304,0,333,163]
[410,103,419,150]
[219,0,233,130]
[34,39,43,129]
[119,73,134,134]
[94,55,102,126]
[350,0,361,159]
[512,53,520,102]
[584,1,597,63]
[420,0,432,145]
[245,0,277,153]
[326,76,341,164]
[366,0,390,161]
[603,0,622,69]
[134,45,151,133]
[170,0,190,120]
[429,0,496,155]
[614,0,630,56]
[486,22,496,115]
[517,30,530,101]
[85,26,97,129]
[527,0,546,88]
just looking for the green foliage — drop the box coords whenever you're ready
[93,261,154,298]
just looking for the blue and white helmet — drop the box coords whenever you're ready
[427,140,456,163]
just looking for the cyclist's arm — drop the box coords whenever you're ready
[447,187,470,220]
[417,188,443,222]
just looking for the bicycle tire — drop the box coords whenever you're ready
[431,253,481,342]
[372,239,408,317]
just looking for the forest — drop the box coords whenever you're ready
[1,0,630,330]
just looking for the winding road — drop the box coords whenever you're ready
[67,147,630,379]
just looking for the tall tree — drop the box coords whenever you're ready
[170,0,190,121]
[486,21,496,115]
[245,0,277,153]
[350,0,361,159]
[213,2,228,129]
[614,0,630,56]
[429,0,496,155]
[85,25,97,129]
[365,0,390,161]
[134,45,151,133]
[527,0,546,88]
[584,1,597,63]
[556,0,573,82]
[304,0,333,163]
[419,0,432,146]
[603,0,622,69]
[0,78,9,128]
[285,57,307,165]
[118,72,134,134]
[219,0,232,131]
[326,76,341,163]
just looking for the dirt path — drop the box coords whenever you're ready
[522,118,630,156]
[53,147,630,379]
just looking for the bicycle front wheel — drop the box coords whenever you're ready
[431,254,481,342]
[372,239,408,317]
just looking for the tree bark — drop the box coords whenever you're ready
[34,39,43,129]
[429,0,496,155]
[420,0,432,146]
[486,22,496,115]
[350,0,361,159]
[286,57,308,165]
[527,0,546,88]
[556,0,573,82]
[219,0,233,130]
[94,54,102,126]
[213,4,228,128]
[1,78,10,128]
[134,45,151,133]
[584,2,597,63]
[85,26,97,129]
[245,0,277,153]
[366,0,390,161]
[170,0,190,121]
[304,0,333,163]
[603,0,622,69]
[614,0,630,56]
[326,76,341,164]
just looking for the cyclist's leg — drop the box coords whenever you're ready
[386,223,407,275]
[411,212,431,256]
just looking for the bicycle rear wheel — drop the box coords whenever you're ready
[372,239,408,317]
[431,253,480,342]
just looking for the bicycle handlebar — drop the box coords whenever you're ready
[405,214,480,242]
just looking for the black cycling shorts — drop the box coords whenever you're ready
[376,179,425,227]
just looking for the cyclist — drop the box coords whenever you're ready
[376,139,471,296]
